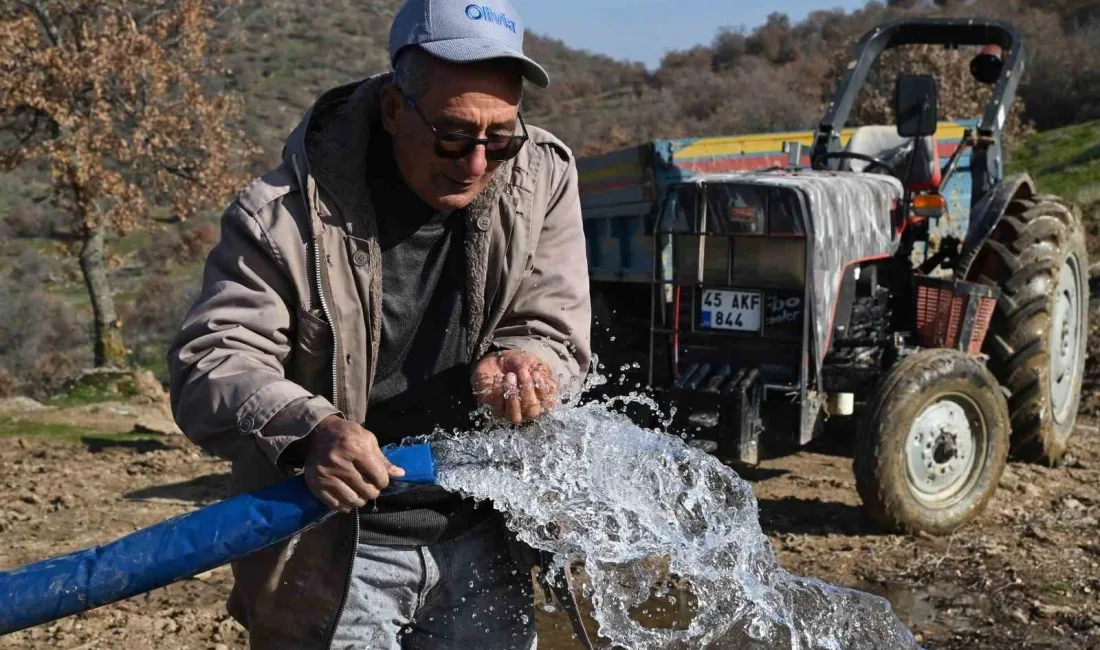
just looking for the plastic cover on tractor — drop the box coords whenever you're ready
[701,171,905,383]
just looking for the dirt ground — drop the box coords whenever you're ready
[0,388,1097,649]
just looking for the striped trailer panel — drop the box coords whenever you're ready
[579,121,976,282]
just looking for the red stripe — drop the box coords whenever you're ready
[936,142,958,159]
[583,141,966,193]
[580,179,643,194]
[677,154,797,173]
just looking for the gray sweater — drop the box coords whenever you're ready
[357,135,496,545]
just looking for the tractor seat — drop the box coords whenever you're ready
[841,125,941,191]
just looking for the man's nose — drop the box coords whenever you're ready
[460,145,488,177]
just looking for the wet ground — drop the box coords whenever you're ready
[0,394,1096,649]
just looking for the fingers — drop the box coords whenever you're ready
[472,350,562,423]
[303,418,397,512]
[471,354,503,410]
[387,457,407,478]
[504,372,522,423]
[305,464,368,513]
[474,371,507,416]
[516,365,542,420]
[356,433,404,483]
[352,446,393,494]
[512,355,558,416]
[532,364,559,410]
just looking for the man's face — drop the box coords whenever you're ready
[383,61,522,212]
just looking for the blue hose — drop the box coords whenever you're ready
[0,442,436,636]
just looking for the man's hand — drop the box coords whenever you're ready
[472,350,558,423]
[303,415,405,512]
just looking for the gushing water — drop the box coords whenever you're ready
[414,390,919,649]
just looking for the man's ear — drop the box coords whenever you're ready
[381,82,401,137]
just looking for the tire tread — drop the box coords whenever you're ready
[975,195,1088,464]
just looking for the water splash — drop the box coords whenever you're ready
[419,400,920,650]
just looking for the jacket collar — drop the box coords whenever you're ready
[284,72,512,226]
[282,72,515,357]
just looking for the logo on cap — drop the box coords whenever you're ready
[464,4,517,34]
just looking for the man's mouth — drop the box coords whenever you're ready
[441,174,477,190]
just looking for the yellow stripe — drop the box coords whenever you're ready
[579,121,972,183]
[673,121,968,161]
[580,160,643,184]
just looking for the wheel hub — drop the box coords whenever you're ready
[931,431,958,464]
[906,399,981,505]
[1050,256,1083,429]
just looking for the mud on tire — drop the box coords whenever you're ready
[969,194,1089,465]
[854,349,1010,535]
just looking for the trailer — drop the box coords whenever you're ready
[581,119,977,404]
[580,121,976,286]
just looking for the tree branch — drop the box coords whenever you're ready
[18,0,62,47]
[16,111,43,146]
[162,164,201,184]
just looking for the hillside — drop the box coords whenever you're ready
[3,0,1100,396]
[214,0,400,168]
[1008,120,1100,205]
[215,0,650,167]
[205,0,1100,163]
[1007,120,1100,255]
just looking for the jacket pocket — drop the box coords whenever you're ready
[291,308,332,396]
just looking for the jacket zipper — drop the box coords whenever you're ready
[317,228,357,649]
[292,154,357,650]
[323,514,359,649]
[313,235,340,409]
[292,154,341,409]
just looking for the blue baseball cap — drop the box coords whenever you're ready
[389,0,550,88]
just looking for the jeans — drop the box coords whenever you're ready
[328,513,537,650]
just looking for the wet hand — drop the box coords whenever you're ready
[303,415,405,512]
[472,350,558,423]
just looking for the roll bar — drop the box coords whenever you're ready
[810,18,1025,202]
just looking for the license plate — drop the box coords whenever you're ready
[699,289,762,332]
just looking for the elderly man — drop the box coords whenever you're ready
[167,0,591,647]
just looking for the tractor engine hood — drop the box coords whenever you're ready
[703,170,904,382]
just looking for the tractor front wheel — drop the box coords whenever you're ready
[854,349,1010,535]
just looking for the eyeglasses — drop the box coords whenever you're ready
[402,94,529,161]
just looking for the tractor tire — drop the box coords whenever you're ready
[854,349,1010,535]
[969,194,1089,465]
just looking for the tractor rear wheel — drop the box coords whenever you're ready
[969,194,1089,465]
[854,349,1010,535]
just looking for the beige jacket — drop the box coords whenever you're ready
[167,73,591,649]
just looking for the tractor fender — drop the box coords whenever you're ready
[955,172,1037,279]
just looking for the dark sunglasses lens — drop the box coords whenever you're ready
[435,133,473,158]
[432,135,527,161]
[485,137,526,161]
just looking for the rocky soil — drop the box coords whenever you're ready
[0,381,1097,649]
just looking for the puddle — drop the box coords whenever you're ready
[858,582,948,630]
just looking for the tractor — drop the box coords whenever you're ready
[579,18,1089,535]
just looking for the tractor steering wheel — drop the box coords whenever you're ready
[813,151,896,175]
